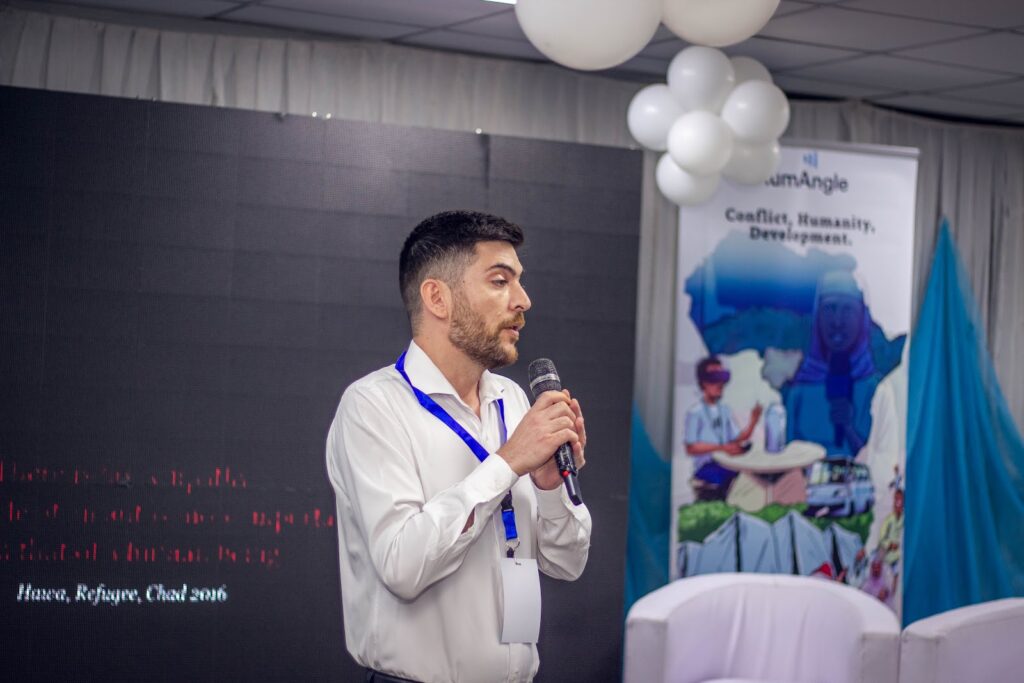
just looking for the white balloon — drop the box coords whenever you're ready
[515,0,661,71]
[656,153,720,206]
[663,0,781,48]
[667,46,735,112]
[627,84,685,151]
[730,55,773,85]
[723,139,781,184]
[721,80,790,143]
[667,111,734,176]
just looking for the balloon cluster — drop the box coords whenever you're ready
[515,0,780,71]
[514,0,786,206]
[630,47,790,206]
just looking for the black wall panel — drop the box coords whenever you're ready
[0,86,641,682]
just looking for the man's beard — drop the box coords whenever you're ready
[449,290,524,370]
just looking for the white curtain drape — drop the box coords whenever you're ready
[2,3,1022,441]
[0,3,641,146]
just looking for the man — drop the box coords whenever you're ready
[684,356,762,500]
[859,550,893,607]
[326,210,592,683]
[878,488,904,596]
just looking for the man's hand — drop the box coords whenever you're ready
[721,441,747,456]
[529,391,587,490]
[498,390,580,481]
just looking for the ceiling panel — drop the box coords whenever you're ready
[759,6,985,51]
[772,74,895,99]
[723,37,861,71]
[896,32,1024,76]
[639,39,689,61]
[642,35,861,72]
[874,93,1023,120]
[844,0,1024,30]
[775,1,818,17]
[451,10,524,41]
[650,24,677,42]
[611,55,671,79]
[225,5,419,39]
[261,0,503,28]
[935,78,1024,108]
[784,54,1011,92]
[52,0,240,17]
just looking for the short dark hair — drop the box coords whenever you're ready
[399,210,524,326]
[696,356,723,387]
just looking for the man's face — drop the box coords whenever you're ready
[894,492,904,515]
[448,241,531,370]
[818,294,864,353]
[701,363,727,401]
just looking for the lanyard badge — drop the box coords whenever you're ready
[395,352,520,557]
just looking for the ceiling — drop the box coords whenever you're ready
[37,0,1024,126]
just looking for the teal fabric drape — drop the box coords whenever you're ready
[624,405,671,614]
[904,220,1024,625]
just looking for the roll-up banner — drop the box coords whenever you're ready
[671,142,918,615]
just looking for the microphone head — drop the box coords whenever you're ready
[528,358,562,397]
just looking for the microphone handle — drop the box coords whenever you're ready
[554,443,583,506]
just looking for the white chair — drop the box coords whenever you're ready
[899,598,1024,683]
[624,573,901,683]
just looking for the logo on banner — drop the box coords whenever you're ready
[761,149,851,195]
[765,170,849,195]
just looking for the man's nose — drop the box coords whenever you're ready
[512,281,531,312]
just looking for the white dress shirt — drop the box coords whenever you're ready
[326,341,592,683]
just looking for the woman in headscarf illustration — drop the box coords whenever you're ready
[785,270,879,460]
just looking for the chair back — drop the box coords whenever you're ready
[625,573,900,683]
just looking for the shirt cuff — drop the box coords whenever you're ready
[533,482,572,519]
[462,453,520,504]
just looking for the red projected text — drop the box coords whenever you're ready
[1,459,335,572]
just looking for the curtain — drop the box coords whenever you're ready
[0,3,641,147]
[904,220,1024,624]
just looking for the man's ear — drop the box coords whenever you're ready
[420,278,452,322]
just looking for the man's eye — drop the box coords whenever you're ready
[493,279,508,286]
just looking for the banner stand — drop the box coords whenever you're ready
[670,141,918,617]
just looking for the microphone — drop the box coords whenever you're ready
[527,358,583,506]
[825,353,852,448]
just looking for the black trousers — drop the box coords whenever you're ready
[364,668,421,683]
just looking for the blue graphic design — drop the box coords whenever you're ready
[683,231,906,512]
[685,234,906,439]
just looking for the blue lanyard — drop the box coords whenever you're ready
[395,351,519,556]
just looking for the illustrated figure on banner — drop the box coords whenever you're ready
[684,356,762,501]
[785,270,877,460]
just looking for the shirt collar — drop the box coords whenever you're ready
[402,341,506,404]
